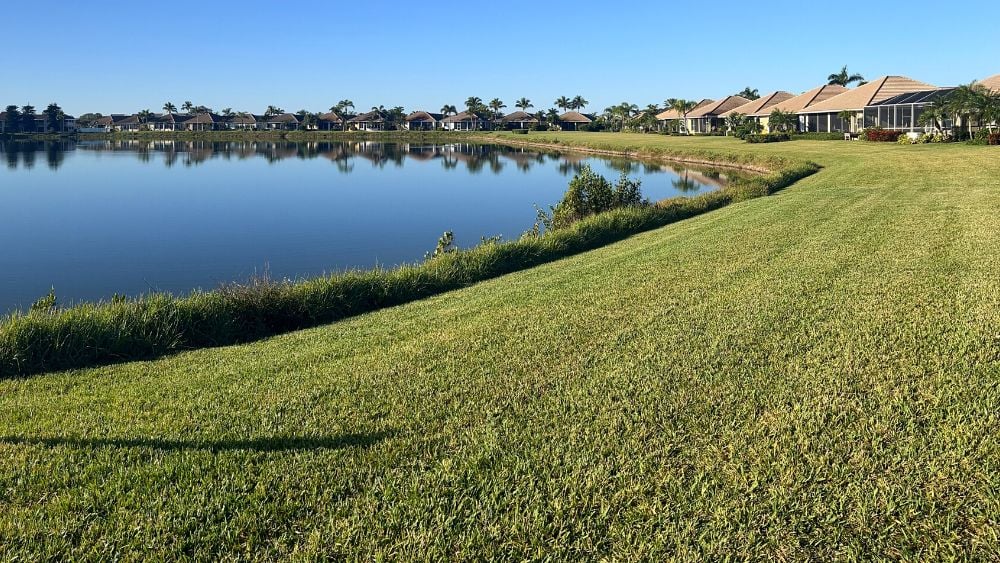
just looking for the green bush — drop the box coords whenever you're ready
[549,165,646,229]
[746,133,791,143]
[0,155,818,377]
[790,132,844,141]
[861,127,902,142]
[512,128,529,135]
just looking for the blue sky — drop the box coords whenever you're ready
[3,0,998,116]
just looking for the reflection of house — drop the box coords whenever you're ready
[405,111,443,131]
[348,111,388,131]
[441,111,490,131]
[797,76,933,133]
[749,84,847,132]
[501,111,539,130]
[685,96,750,133]
[558,111,595,131]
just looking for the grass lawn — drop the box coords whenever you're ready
[3,134,1000,559]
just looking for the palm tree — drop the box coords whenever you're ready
[571,95,589,113]
[221,108,233,117]
[616,102,638,131]
[828,66,865,87]
[837,109,856,133]
[736,87,760,100]
[489,98,506,120]
[515,97,532,111]
[555,96,571,113]
[464,97,483,114]
[137,109,153,124]
[43,103,65,132]
[163,102,177,114]
[332,100,355,117]
[546,108,561,128]
[440,104,458,116]
[768,108,796,133]
[917,96,950,133]
[264,105,284,118]
[181,101,194,114]
[670,99,698,134]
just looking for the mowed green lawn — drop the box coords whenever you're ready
[3,135,1000,559]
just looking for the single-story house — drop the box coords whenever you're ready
[796,75,934,133]
[267,113,302,131]
[227,114,266,130]
[501,111,539,130]
[348,111,388,131]
[441,111,491,131]
[749,84,848,132]
[183,112,225,131]
[151,113,189,131]
[685,96,750,133]
[404,111,444,131]
[558,111,596,131]
[656,99,714,133]
[113,114,144,132]
[317,112,344,131]
[720,91,795,128]
[863,88,956,132]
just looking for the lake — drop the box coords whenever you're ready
[0,139,725,313]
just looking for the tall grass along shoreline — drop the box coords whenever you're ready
[0,147,818,377]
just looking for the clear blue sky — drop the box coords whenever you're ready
[3,0,998,116]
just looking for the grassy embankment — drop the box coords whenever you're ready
[0,136,814,376]
[2,134,1000,558]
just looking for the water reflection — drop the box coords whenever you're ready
[0,140,733,312]
[0,140,730,185]
[1,140,75,171]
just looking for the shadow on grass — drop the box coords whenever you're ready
[0,431,394,453]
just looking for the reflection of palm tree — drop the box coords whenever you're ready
[671,171,699,193]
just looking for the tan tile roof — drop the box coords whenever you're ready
[558,111,595,123]
[749,84,848,116]
[405,111,443,122]
[799,76,935,113]
[656,99,713,120]
[502,111,539,123]
[687,96,751,118]
[980,74,1000,92]
[720,91,795,117]
[441,111,488,123]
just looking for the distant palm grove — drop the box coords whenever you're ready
[2,66,998,142]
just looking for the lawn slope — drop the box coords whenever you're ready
[2,136,1000,559]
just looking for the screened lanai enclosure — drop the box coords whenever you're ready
[863,88,955,132]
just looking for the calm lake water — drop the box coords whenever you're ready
[0,140,725,313]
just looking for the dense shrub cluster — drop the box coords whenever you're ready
[512,129,529,135]
[745,133,791,143]
[0,154,818,377]
[791,132,845,141]
[862,127,903,142]
[548,165,646,229]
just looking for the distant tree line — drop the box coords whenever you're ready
[2,103,67,133]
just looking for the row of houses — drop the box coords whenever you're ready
[0,113,77,134]
[656,73,1000,134]
[78,109,599,133]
